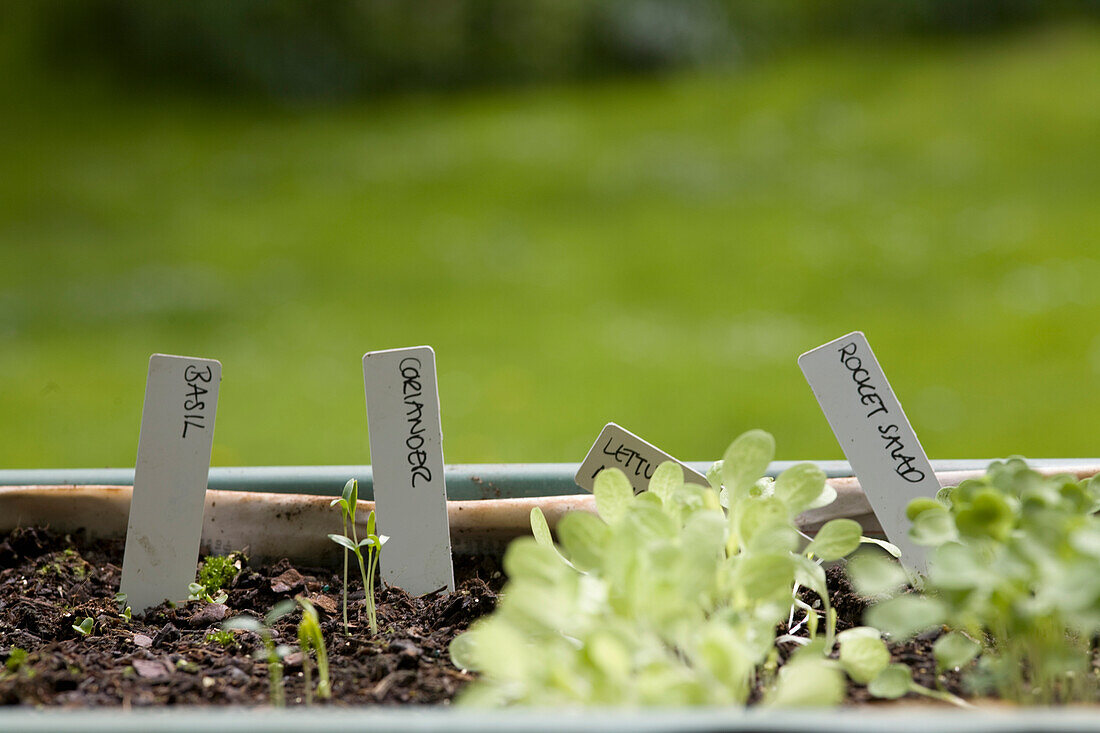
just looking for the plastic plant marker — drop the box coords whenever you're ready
[575,422,708,494]
[120,354,221,613]
[363,346,454,595]
[798,332,937,571]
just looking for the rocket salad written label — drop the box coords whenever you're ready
[799,332,938,569]
[575,422,708,494]
[363,346,454,596]
[120,354,221,612]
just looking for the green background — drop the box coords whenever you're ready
[2,26,1098,468]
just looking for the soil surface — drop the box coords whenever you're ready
[0,527,501,707]
[0,527,963,708]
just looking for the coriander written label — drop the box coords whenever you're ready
[575,422,709,493]
[120,354,221,613]
[363,346,454,596]
[798,332,938,570]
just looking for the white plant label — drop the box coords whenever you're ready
[799,331,937,569]
[120,354,221,612]
[363,346,454,596]
[575,422,709,493]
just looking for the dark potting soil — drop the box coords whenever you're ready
[0,527,501,707]
[0,527,963,708]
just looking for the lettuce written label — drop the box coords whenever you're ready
[364,346,454,596]
[121,354,221,613]
[799,332,939,570]
[575,423,708,494]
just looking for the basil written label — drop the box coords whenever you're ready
[575,422,709,494]
[799,332,937,569]
[120,354,221,612]
[363,346,454,596]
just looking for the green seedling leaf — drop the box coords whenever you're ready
[706,461,723,493]
[866,595,945,639]
[366,509,376,536]
[847,552,908,597]
[342,478,356,505]
[858,536,902,558]
[909,506,957,546]
[739,496,789,548]
[593,468,633,525]
[933,631,980,673]
[791,554,827,600]
[328,533,359,552]
[72,617,94,636]
[211,591,228,604]
[721,430,775,501]
[805,482,838,511]
[954,489,1015,542]
[449,629,480,671]
[266,599,297,625]
[556,512,609,572]
[222,615,263,632]
[905,497,941,521]
[806,518,861,561]
[734,553,795,604]
[774,463,827,515]
[868,664,912,699]
[503,538,570,586]
[530,507,554,548]
[837,627,890,684]
[648,461,684,507]
[766,658,845,707]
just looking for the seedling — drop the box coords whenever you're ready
[114,592,132,622]
[296,597,331,704]
[222,600,296,707]
[204,629,236,648]
[188,582,228,605]
[71,617,94,637]
[451,430,876,707]
[329,478,388,635]
[855,458,1100,704]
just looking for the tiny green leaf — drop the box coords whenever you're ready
[837,627,890,684]
[266,599,297,624]
[328,533,359,552]
[933,631,980,673]
[766,658,846,707]
[806,518,862,561]
[847,552,908,597]
[593,468,633,525]
[530,507,554,549]
[648,461,684,507]
[721,430,775,500]
[909,506,958,546]
[222,615,263,632]
[774,463,827,515]
[72,617,94,636]
[866,595,946,639]
[867,664,912,699]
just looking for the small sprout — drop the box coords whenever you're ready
[329,479,387,635]
[222,600,296,707]
[296,596,331,704]
[204,630,236,648]
[72,617,94,637]
[115,592,132,622]
[188,582,229,605]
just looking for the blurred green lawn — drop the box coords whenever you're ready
[2,26,1098,469]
